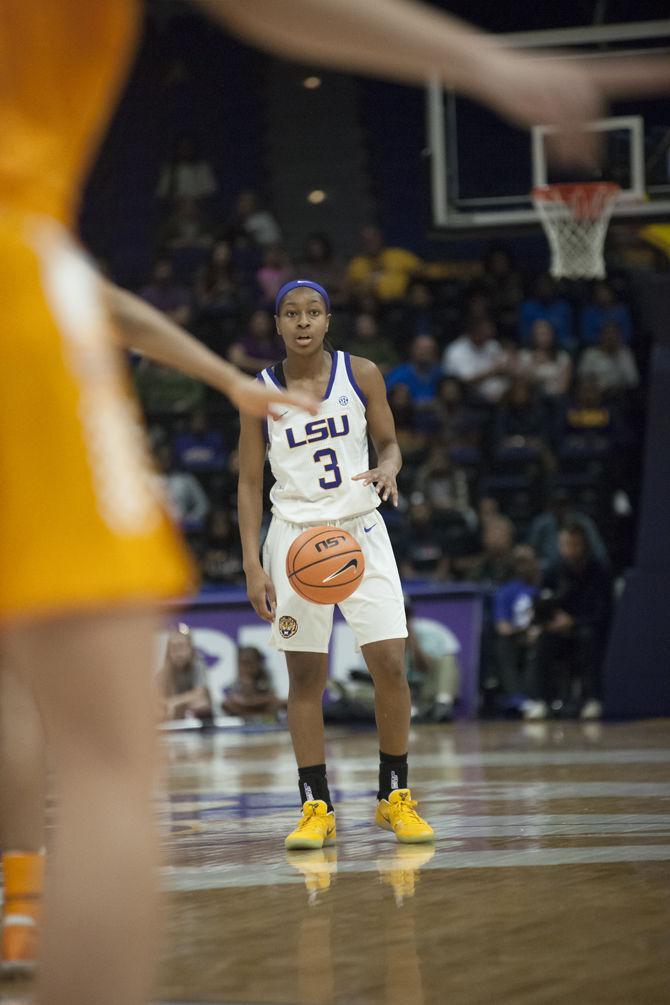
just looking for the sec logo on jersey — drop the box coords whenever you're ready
[278,615,298,638]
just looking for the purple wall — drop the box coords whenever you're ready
[169,585,483,718]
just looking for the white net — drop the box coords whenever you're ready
[532,183,621,280]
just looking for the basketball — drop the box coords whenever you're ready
[286,525,365,605]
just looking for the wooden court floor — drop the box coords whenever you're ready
[3,718,670,1004]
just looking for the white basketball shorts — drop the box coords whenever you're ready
[263,509,407,653]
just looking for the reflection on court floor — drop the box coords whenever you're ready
[3,720,670,1004]
[156,720,670,1004]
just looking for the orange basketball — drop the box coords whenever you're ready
[286,525,365,605]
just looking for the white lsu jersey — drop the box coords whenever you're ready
[258,350,380,524]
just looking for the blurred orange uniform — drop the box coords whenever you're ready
[0,2,191,619]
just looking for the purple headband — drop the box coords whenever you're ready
[275,279,330,315]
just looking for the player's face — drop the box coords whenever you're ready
[276,289,330,355]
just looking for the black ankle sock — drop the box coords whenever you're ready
[298,763,333,812]
[378,750,408,801]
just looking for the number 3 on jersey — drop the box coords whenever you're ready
[314,448,342,490]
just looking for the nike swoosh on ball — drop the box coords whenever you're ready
[322,558,359,583]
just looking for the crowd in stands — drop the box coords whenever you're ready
[159,626,283,725]
[128,144,648,721]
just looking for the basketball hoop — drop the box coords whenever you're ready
[532,182,621,280]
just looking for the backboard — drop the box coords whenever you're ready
[427,16,670,236]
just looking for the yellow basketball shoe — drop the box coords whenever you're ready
[375,789,435,844]
[285,800,336,850]
[1,915,38,976]
[1,851,44,975]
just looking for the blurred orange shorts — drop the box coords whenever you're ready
[0,215,192,621]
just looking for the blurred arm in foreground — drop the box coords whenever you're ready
[201,0,670,166]
[103,280,318,418]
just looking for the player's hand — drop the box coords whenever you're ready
[479,52,670,166]
[475,51,605,166]
[246,566,277,622]
[228,372,318,419]
[352,463,399,507]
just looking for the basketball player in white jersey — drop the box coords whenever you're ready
[239,279,434,847]
[5,3,670,1000]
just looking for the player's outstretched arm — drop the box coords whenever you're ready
[103,281,317,418]
[201,0,495,93]
[238,412,277,623]
[350,357,401,508]
[201,0,670,165]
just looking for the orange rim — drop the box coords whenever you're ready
[532,182,621,220]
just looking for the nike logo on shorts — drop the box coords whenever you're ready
[364,524,375,533]
[323,558,359,582]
